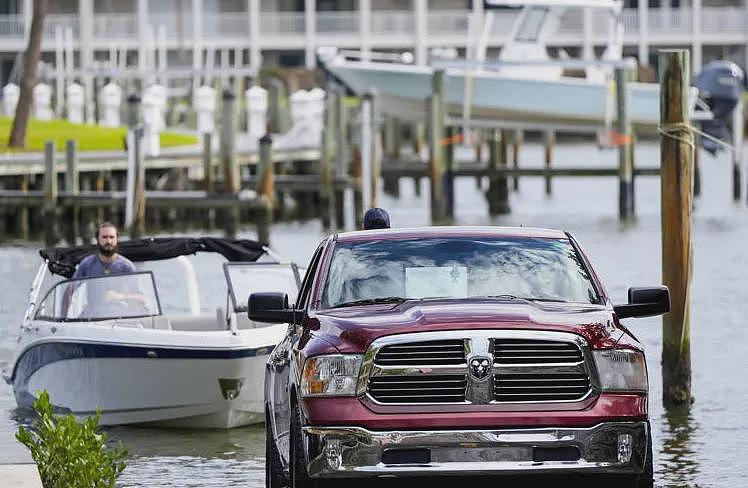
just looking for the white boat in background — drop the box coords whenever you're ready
[321,0,698,133]
[3,237,302,429]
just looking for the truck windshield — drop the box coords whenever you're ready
[321,237,600,308]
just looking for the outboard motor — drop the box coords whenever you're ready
[695,60,746,155]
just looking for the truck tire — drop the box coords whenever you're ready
[266,408,287,488]
[290,402,319,488]
[634,434,654,488]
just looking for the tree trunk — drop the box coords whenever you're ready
[8,0,49,148]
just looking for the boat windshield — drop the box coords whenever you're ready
[321,237,601,308]
[224,263,301,312]
[35,271,161,322]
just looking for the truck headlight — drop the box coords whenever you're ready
[593,349,648,393]
[301,354,363,397]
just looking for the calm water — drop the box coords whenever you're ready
[1,140,747,487]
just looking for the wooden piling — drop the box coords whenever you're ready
[221,89,239,194]
[361,92,374,212]
[487,129,510,215]
[413,121,425,157]
[512,129,522,191]
[267,78,289,134]
[616,67,635,222]
[659,49,693,408]
[693,132,701,197]
[352,143,364,228]
[444,126,456,219]
[127,93,141,127]
[65,139,80,244]
[256,134,274,244]
[43,141,58,245]
[429,69,446,222]
[334,88,349,224]
[319,89,336,228]
[18,175,29,241]
[126,126,146,238]
[543,130,554,195]
[202,132,213,194]
[732,95,743,201]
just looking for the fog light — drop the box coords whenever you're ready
[617,433,633,464]
[324,438,342,470]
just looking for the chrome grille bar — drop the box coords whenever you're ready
[374,339,465,366]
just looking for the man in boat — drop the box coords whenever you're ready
[64,222,144,318]
[73,222,136,279]
[363,207,391,230]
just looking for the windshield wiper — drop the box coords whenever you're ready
[475,295,568,303]
[474,294,521,300]
[331,297,408,308]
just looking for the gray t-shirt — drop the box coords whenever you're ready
[72,254,137,314]
[73,254,136,279]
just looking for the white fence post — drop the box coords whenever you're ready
[66,83,85,124]
[33,83,53,121]
[195,84,216,137]
[2,83,19,117]
[245,85,268,139]
[100,82,122,127]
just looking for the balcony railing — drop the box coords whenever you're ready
[0,14,24,39]
[428,10,470,36]
[44,14,79,39]
[317,11,357,34]
[0,7,747,46]
[372,11,415,36]
[94,13,137,39]
[150,12,193,39]
[702,7,746,33]
[649,8,692,34]
[260,12,304,36]
[204,12,248,38]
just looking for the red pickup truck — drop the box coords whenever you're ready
[252,227,669,488]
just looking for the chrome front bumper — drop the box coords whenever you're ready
[304,421,648,478]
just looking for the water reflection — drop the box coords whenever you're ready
[659,405,701,488]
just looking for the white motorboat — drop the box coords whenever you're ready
[321,0,698,133]
[3,237,302,429]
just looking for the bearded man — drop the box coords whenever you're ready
[72,222,136,278]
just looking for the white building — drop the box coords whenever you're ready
[1,0,747,87]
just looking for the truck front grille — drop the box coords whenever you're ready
[492,339,584,364]
[491,338,591,402]
[365,332,593,406]
[368,375,467,403]
[493,371,591,402]
[374,339,465,366]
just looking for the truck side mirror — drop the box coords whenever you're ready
[613,286,670,319]
[248,292,298,323]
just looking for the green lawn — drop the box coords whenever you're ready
[0,117,198,152]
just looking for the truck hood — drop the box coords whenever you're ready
[310,299,633,353]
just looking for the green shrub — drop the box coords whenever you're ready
[16,390,127,488]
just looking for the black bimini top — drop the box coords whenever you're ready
[40,237,266,278]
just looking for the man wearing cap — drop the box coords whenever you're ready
[363,207,391,230]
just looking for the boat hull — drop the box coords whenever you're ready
[326,61,694,131]
[10,326,285,429]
